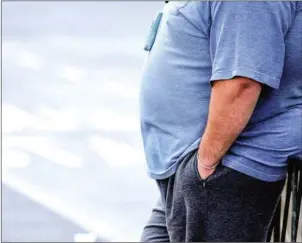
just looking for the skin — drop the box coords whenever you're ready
[197,76,262,179]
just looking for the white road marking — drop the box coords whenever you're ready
[3,41,43,70]
[3,103,139,133]
[3,173,141,241]
[34,105,79,132]
[3,104,79,133]
[2,149,30,169]
[73,233,97,242]
[4,136,82,168]
[2,104,40,133]
[89,136,145,169]
[86,109,140,132]
[57,65,85,83]
[2,174,122,242]
[103,81,139,99]
[17,50,43,70]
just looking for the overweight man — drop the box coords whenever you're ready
[139,2,302,242]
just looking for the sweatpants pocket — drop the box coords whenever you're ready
[191,151,226,187]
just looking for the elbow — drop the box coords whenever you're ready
[212,76,262,100]
[236,77,262,91]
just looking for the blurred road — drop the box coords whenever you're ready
[2,2,163,241]
[2,184,105,242]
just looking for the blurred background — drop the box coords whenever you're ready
[2,1,164,242]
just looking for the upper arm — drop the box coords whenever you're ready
[209,2,296,89]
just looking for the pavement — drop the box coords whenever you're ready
[2,1,163,242]
[2,184,105,242]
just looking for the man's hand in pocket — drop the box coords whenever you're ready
[197,161,216,180]
[197,152,219,180]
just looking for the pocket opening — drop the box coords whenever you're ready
[193,152,223,185]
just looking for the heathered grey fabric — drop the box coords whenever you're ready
[141,150,285,242]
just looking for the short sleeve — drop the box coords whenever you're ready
[209,2,295,89]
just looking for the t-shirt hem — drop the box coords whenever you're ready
[222,157,287,182]
[147,139,201,180]
[148,154,288,182]
[210,67,280,89]
[147,163,178,180]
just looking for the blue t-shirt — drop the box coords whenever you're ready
[139,2,302,182]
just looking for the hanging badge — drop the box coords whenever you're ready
[143,12,163,51]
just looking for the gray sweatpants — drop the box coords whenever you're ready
[141,149,285,242]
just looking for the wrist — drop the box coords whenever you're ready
[197,151,220,170]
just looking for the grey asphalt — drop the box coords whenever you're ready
[2,184,105,242]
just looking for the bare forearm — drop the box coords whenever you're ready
[198,77,262,167]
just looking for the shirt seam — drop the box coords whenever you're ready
[177,1,208,38]
[213,66,280,81]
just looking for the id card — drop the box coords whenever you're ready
[144,12,163,51]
